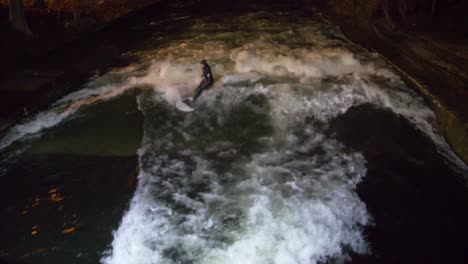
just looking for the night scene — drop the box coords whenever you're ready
[0,0,467,264]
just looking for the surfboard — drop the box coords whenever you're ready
[176,99,194,112]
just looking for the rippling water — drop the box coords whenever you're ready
[0,7,466,264]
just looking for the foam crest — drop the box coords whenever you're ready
[129,60,202,103]
[0,77,135,151]
[230,41,397,82]
[0,59,202,151]
[261,78,445,151]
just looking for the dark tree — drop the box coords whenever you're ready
[9,0,32,36]
[32,0,47,9]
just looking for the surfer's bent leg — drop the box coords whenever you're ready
[193,81,212,101]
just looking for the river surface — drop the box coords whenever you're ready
[1,4,467,264]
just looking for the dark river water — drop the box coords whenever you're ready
[1,2,467,264]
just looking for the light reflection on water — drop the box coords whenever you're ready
[21,187,76,237]
[1,93,142,263]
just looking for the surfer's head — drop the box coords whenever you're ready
[200,59,207,65]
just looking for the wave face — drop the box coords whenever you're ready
[96,11,463,264]
[1,10,464,264]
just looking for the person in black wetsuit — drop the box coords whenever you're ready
[192,59,214,102]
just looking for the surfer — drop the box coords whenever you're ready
[192,60,214,102]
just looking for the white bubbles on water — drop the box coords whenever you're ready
[102,124,371,264]
[200,146,370,264]
[0,9,464,264]
[98,10,468,264]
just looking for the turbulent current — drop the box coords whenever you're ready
[0,10,466,264]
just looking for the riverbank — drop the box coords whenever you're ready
[0,0,164,138]
[303,0,468,164]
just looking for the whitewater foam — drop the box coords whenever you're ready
[0,10,465,264]
[100,11,468,264]
[102,114,370,264]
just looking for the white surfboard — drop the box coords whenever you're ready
[176,100,194,112]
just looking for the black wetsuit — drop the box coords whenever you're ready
[193,63,214,101]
